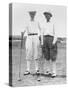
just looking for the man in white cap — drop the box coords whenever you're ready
[40,11,57,78]
[23,11,40,75]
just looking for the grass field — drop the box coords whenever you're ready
[11,41,66,87]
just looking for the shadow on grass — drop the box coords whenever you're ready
[32,73,66,78]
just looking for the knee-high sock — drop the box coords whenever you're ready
[26,60,30,71]
[35,59,39,71]
[46,60,51,72]
[51,61,56,74]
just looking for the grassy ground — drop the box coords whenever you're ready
[11,41,66,87]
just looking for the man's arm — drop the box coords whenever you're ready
[38,22,43,45]
[53,24,57,44]
[40,26,44,45]
[23,27,28,38]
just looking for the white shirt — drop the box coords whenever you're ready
[24,21,40,37]
[39,20,57,44]
[40,20,54,36]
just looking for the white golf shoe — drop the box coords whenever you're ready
[51,73,56,78]
[24,71,30,75]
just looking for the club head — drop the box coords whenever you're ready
[37,78,41,81]
[18,78,22,81]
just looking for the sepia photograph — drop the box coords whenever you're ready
[9,3,66,87]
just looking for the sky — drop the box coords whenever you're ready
[12,3,66,37]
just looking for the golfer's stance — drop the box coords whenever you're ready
[40,12,57,77]
[24,11,40,75]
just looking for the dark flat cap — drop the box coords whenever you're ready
[43,12,52,17]
[29,11,36,16]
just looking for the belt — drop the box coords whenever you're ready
[44,35,53,37]
[28,33,38,36]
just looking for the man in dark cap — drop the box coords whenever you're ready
[40,11,57,77]
[23,11,40,75]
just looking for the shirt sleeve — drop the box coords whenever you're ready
[38,22,41,36]
[38,21,44,45]
[53,24,57,42]
[23,27,28,37]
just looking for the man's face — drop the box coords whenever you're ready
[45,14,51,22]
[30,14,35,20]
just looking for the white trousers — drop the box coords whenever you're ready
[25,35,40,71]
[25,35,40,60]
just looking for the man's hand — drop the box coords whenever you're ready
[53,38,57,44]
[53,40,56,44]
[41,44,43,49]
[41,41,43,46]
